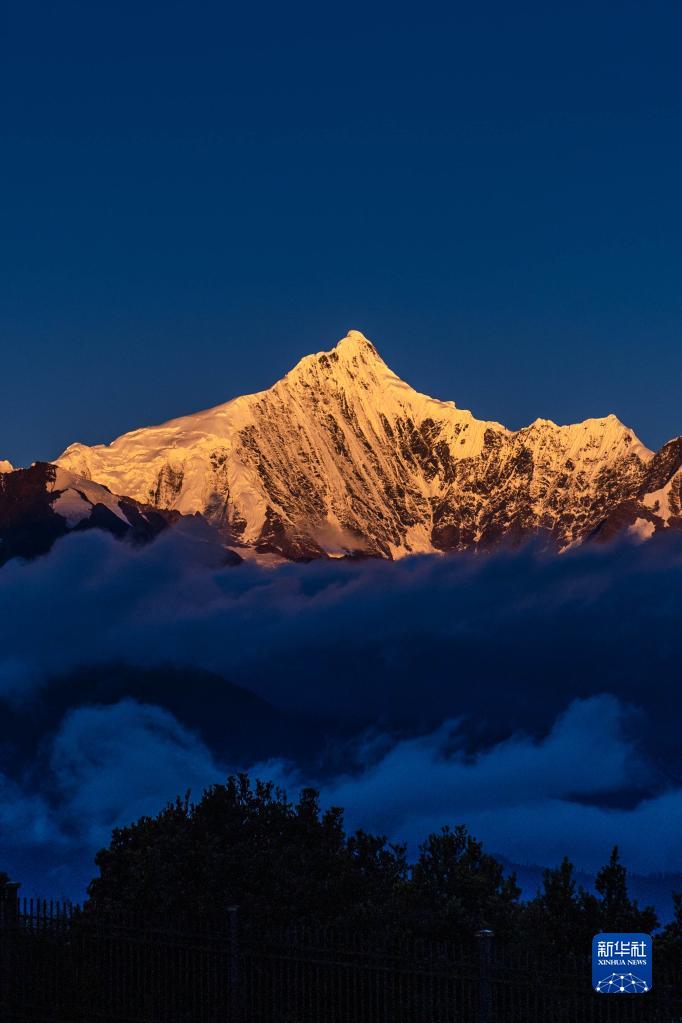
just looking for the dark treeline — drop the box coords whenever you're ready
[36,774,677,959]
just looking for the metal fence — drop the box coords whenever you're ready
[1,894,681,1022]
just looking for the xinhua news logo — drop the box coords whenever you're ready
[592,933,652,994]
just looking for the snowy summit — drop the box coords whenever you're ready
[54,331,681,559]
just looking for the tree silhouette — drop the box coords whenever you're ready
[87,776,526,936]
[523,847,659,955]
[524,857,591,952]
[657,891,682,963]
[591,846,658,934]
[87,776,409,927]
[86,777,671,951]
[408,825,521,939]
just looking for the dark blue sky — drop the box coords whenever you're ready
[2,1,680,466]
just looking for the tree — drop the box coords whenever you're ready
[87,775,408,927]
[592,846,658,935]
[87,775,524,939]
[514,847,661,956]
[407,825,521,939]
[657,891,682,964]
[523,857,592,953]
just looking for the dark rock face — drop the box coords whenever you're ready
[149,463,185,507]
[590,439,682,543]
[255,506,325,562]
[642,437,682,494]
[0,463,180,567]
[0,463,67,564]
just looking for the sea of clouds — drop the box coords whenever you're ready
[0,528,681,904]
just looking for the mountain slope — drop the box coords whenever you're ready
[590,437,682,543]
[0,462,186,566]
[55,331,679,559]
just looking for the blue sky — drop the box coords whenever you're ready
[2,1,680,466]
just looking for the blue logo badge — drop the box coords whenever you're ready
[592,933,652,993]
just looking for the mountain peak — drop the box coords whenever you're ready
[283,330,390,388]
[333,330,386,367]
[319,329,382,359]
[53,329,679,559]
[334,330,385,365]
[337,328,375,350]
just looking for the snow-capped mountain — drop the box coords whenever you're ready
[0,462,183,566]
[591,436,682,542]
[55,331,681,560]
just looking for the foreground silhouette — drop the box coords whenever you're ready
[2,778,681,1022]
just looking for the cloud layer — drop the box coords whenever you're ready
[0,529,681,900]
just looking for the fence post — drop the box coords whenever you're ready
[475,928,494,1023]
[0,880,20,1015]
[227,905,240,1021]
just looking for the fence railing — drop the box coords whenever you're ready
[1,893,680,1022]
